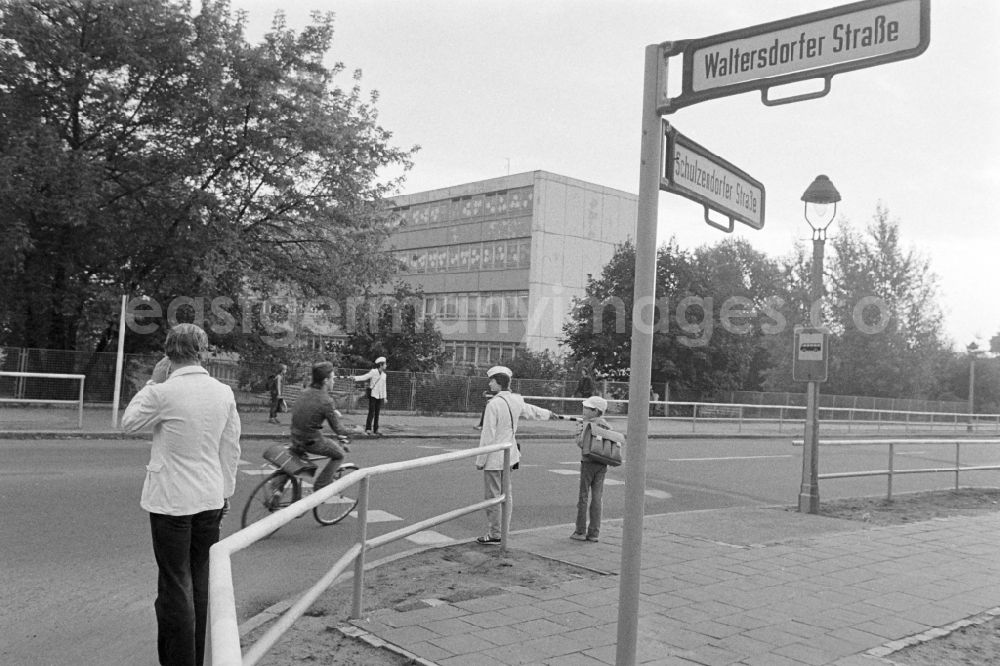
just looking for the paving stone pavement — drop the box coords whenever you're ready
[341,507,1000,665]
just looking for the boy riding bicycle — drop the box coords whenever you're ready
[285,362,352,493]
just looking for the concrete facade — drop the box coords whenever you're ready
[387,171,636,364]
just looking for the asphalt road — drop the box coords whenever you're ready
[2,434,997,665]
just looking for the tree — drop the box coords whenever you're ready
[0,0,415,352]
[824,204,951,399]
[338,283,449,372]
[561,238,784,399]
[507,349,566,381]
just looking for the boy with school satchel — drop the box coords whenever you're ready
[571,395,624,543]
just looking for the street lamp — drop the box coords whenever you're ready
[798,175,840,514]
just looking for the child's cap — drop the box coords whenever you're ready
[582,396,608,412]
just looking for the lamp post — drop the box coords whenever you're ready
[798,175,840,514]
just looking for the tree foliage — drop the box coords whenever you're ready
[561,238,784,399]
[0,0,415,352]
[824,205,951,398]
[338,283,449,373]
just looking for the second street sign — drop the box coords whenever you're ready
[662,0,930,112]
[662,124,765,231]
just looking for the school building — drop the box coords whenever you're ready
[385,170,637,366]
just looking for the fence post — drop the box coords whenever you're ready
[955,443,961,491]
[409,373,417,412]
[692,404,697,432]
[351,476,371,619]
[887,442,894,501]
[16,348,27,399]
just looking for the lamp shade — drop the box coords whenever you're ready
[801,175,841,204]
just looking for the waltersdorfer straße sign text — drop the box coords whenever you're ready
[663,0,930,112]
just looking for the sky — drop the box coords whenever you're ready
[229,0,999,352]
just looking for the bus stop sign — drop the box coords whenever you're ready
[793,327,829,382]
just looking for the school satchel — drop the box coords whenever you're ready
[582,423,625,467]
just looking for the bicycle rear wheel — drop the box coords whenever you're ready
[313,463,360,526]
[242,471,294,531]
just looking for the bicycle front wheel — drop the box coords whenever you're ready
[242,471,294,531]
[313,463,360,526]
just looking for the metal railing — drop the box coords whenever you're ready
[793,438,1000,500]
[520,395,1000,435]
[208,442,514,666]
[0,371,85,428]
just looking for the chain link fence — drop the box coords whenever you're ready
[0,346,968,417]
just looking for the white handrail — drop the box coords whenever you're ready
[0,371,86,428]
[520,395,1000,434]
[792,437,1000,500]
[209,441,514,666]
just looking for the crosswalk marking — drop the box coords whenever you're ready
[548,469,670,499]
[359,509,402,523]
[406,531,455,545]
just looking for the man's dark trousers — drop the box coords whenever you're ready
[149,509,223,666]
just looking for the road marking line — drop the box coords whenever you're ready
[550,469,577,475]
[406,531,454,546]
[669,455,793,462]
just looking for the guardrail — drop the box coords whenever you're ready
[0,371,85,428]
[793,438,1000,500]
[208,442,514,666]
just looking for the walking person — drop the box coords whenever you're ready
[353,356,387,436]
[121,324,241,666]
[570,395,614,543]
[475,366,557,545]
[267,363,287,424]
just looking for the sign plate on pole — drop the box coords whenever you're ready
[662,123,765,231]
[793,326,829,382]
[661,0,930,113]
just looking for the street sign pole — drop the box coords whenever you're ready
[615,42,664,666]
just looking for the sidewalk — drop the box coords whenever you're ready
[0,404,960,441]
[0,405,794,440]
[338,508,1000,665]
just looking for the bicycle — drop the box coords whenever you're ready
[241,437,360,532]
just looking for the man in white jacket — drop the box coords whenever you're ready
[475,365,556,544]
[121,324,241,666]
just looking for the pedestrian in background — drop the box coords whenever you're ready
[121,324,241,666]
[570,395,613,543]
[267,363,287,424]
[475,365,557,544]
[353,356,387,436]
